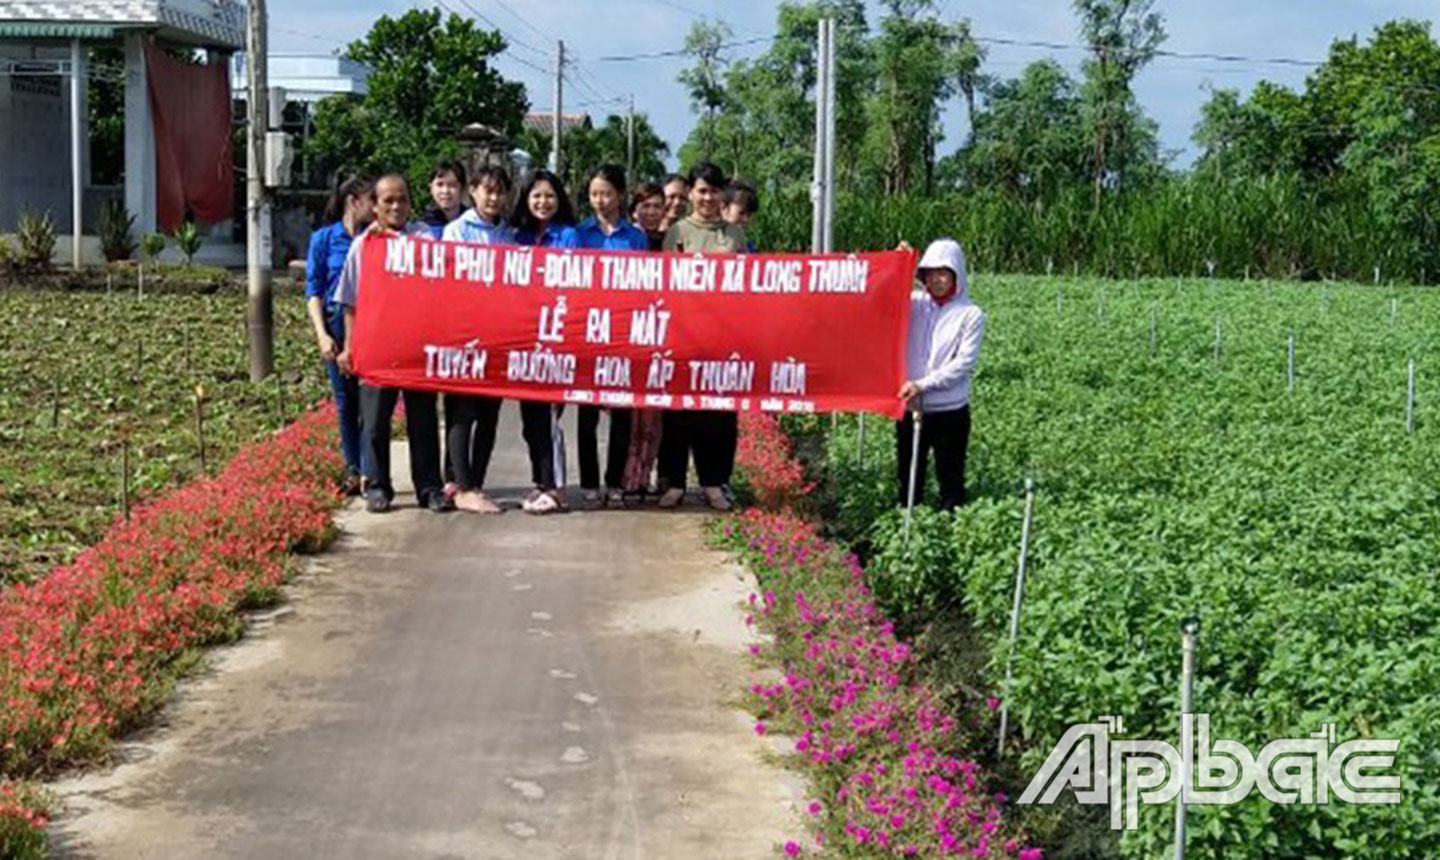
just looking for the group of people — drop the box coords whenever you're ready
[304,158,983,517]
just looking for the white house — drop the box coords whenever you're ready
[0,0,243,265]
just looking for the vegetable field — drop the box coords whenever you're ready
[0,284,330,587]
[821,276,1440,859]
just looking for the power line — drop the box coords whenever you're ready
[973,33,1323,68]
[591,34,774,62]
[446,0,548,58]
[489,0,560,45]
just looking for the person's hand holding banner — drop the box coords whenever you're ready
[351,235,916,417]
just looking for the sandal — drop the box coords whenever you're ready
[658,487,685,509]
[583,489,603,509]
[702,486,732,512]
[522,489,559,515]
[474,492,503,514]
[605,489,627,509]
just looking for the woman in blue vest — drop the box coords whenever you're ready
[510,169,578,514]
[304,172,373,495]
[575,164,649,507]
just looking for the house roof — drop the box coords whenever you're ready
[523,112,591,133]
[0,0,244,47]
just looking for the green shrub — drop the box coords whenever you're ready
[97,200,137,262]
[172,220,203,266]
[14,211,55,272]
[140,232,165,262]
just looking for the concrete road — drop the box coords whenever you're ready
[49,404,801,859]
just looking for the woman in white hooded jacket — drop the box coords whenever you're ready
[897,238,985,510]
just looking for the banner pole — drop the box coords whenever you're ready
[903,406,923,548]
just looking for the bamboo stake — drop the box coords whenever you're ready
[120,439,131,522]
[194,385,208,474]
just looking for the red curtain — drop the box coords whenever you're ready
[145,42,234,231]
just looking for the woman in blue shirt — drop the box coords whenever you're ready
[511,169,577,514]
[575,164,648,508]
[304,172,373,494]
[440,166,515,515]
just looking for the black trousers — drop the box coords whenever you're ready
[519,401,563,490]
[444,394,501,491]
[578,405,632,490]
[360,385,443,502]
[661,410,738,489]
[896,405,971,510]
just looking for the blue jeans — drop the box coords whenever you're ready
[324,306,364,477]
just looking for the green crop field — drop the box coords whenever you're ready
[0,284,330,586]
[820,275,1440,859]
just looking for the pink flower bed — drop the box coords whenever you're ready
[0,406,342,856]
[728,415,1038,859]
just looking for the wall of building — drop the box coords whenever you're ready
[0,54,76,232]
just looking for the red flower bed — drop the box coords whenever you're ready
[0,406,342,855]
[728,415,1038,859]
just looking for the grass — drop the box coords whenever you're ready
[0,281,330,586]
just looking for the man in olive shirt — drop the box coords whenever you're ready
[659,162,747,510]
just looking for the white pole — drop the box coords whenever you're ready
[821,18,837,253]
[856,413,865,469]
[903,409,923,546]
[1287,333,1295,395]
[1214,314,1223,364]
[1096,290,1104,323]
[1407,359,1416,435]
[70,39,84,270]
[997,477,1036,758]
[1056,286,1063,315]
[245,0,273,381]
[1149,306,1157,355]
[810,19,828,254]
[550,41,564,175]
[1391,297,1398,325]
[1174,620,1198,860]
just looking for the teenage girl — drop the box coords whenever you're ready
[421,160,468,238]
[510,169,578,514]
[574,165,649,507]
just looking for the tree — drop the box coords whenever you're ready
[953,59,1091,198]
[864,0,956,195]
[950,18,991,144]
[517,112,671,197]
[676,2,871,193]
[308,8,528,202]
[677,20,734,160]
[1073,0,1166,203]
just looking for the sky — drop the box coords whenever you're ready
[268,0,1438,168]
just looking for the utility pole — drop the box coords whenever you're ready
[626,94,635,181]
[810,18,830,254]
[550,40,564,175]
[245,0,273,381]
[821,17,836,253]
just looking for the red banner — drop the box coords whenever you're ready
[352,236,915,418]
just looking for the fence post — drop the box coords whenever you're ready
[1214,315,1223,364]
[997,477,1036,759]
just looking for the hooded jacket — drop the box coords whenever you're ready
[442,208,516,245]
[905,239,985,413]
